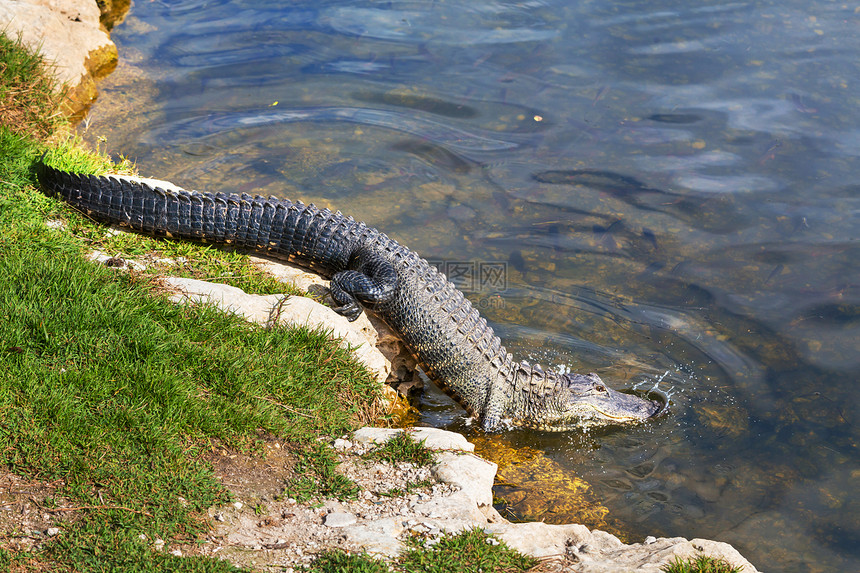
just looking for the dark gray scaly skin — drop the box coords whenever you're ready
[36,162,665,431]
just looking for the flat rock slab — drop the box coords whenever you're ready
[352,427,475,452]
[323,512,357,528]
[0,0,118,111]
[431,452,496,507]
[488,521,758,573]
[159,276,392,384]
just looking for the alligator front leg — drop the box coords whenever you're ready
[329,252,398,321]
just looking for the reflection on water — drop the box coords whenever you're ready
[84,1,860,571]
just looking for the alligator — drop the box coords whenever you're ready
[36,161,666,431]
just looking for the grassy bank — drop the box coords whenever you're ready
[1,34,386,572]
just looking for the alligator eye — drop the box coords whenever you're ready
[595,385,606,392]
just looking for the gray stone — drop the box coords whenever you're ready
[352,427,474,452]
[333,438,352,451]
[483,521,758,573]
[341,517,405,557]
[323,512,357,528]
[431,452,496,507]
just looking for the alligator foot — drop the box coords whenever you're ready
[330,299,363,322]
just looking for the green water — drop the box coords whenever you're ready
[84,2,860,571]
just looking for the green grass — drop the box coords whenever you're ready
[1,32,386,571]
[0,211,383,568]
[364,431,436,467]
[302,550,392,573]
[399,528,538,573]
[0,32,62,138]
[302,529,539,573]
[284,441,361,503]
[662,555,743,573]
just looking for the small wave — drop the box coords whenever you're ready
[143,107,519,153]
[673,173,780,194]
[634,151,740,172]
[323,6,558,45]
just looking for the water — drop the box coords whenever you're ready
[83,1,859,571]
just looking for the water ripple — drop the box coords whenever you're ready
[322,5,558,45]
[143,107,519,152]
[633,151,740,172]
[673,173,780,194]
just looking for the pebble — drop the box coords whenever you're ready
[333,438,352,451]
[46,527,60,536]
[644,536,657,545]
[323,512,357,527]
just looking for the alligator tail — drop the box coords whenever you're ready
[35,162,357,276]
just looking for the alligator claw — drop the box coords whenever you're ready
[331,302,363,322]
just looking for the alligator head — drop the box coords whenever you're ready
[519,372,667,431]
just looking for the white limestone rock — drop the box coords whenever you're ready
[431,452,496,507]
[341,517,406,557]
[159,276,391,384]
[0,0,118,111]
[352,427,474,452]
[323,512,357,528]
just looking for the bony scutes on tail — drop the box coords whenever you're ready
[36,159,667,431]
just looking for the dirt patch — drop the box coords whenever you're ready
[206,439,300,503]
[0,468,71,553]
[184,438,458,572]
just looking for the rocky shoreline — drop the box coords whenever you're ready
[200,426,757,573]
[73,240,759,573]
[3,1,760,570]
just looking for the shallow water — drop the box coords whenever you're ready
[84,1,859,571]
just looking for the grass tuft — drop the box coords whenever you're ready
[301,529,539,573]
[0,33,63,139]
[284,442,360,503]
[302,550,391,573]
[662,555,744,573]
[364,432,436,467]
[398,528,538,573]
